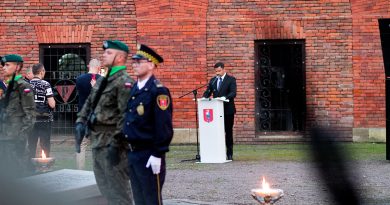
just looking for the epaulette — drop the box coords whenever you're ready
[154,79,164,88]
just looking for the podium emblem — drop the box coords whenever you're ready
[203,109,213,123]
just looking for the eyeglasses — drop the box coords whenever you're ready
[132,59,150,66]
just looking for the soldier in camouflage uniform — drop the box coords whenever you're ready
[76,40,134,205]
[0,54,36,178]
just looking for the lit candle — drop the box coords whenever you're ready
[36,150,52,163]
[31,150,55,173]
[251,177,284,204]
[252,177,281,197]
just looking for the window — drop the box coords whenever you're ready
[39,44,90,136]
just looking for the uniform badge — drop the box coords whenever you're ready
[136,103,144,116]
[157,95,170,110]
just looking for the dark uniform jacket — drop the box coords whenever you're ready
[123,75,173,157]
[76,73,101,111]
[203,73,237,115]
[0,77,36,141]
[76,70,134,148]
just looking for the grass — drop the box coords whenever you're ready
[50,142,386,171]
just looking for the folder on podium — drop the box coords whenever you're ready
[197,97,231,163]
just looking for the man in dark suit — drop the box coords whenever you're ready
[75,58,101,170]
[203,62,237,160]
[76,59,101,111]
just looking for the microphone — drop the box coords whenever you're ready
[206,76,218,92]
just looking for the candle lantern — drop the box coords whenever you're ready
[251,177,284,205]
[31,150,55,173]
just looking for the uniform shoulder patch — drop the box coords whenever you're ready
[18,81,32,93]
[124,82,133,88]
[23,88,32,93]
[157,94,170,110]
[154,79,164,88]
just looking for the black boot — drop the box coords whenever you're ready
[227,147,233,160]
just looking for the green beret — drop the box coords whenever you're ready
[132,44,164,65]
[1,54,23,66]
[102,40,129,53]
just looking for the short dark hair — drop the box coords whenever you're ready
[32,63,44,75]
[214,62,224,69]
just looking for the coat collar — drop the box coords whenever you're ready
[132,75,156,95]
[107,69,126,82]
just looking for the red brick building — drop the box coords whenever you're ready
[0,0,389,143]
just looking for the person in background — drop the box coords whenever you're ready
[203,62,237,160]
[75,58,101,170]
[28,63,55,158]
[76,59,102,111]
[23,67,34,82]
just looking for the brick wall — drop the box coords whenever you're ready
[0,0,137,68]
[134,0,208,129]
[207,0,354,141]
[0,0,208,132]
[1,0,389,143]
[351,0,390,128]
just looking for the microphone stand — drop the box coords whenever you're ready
[179,83,209,162]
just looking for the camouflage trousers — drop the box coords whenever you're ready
[92,146,133,205]
[0,140,33,179]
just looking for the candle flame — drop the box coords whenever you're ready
[262,177,271,190]
[42,150,46,159]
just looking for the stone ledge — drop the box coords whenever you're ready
[353,128,386,142]
[171,128,198,144]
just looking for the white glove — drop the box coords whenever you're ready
[220,96,226,101]
[146,155,162,174]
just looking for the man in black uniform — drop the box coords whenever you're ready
[122,44,173,204]
[203,62,237,160]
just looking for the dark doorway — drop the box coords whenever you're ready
[255,40,306,134]
[379,19,390,160]
[39,44,90,136]
[380,19,390,74]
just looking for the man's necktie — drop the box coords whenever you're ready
[217,77,222,91]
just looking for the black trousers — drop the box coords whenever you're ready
[28,121,52,158]
[224,114,235,156]
[127,150,166,205]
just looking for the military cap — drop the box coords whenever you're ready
[102,40,129,53]
[132,44,164,65]
[1,54,24,66]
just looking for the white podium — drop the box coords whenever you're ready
[197,98,231,163]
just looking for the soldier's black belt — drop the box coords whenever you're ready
[128,143,151,152]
